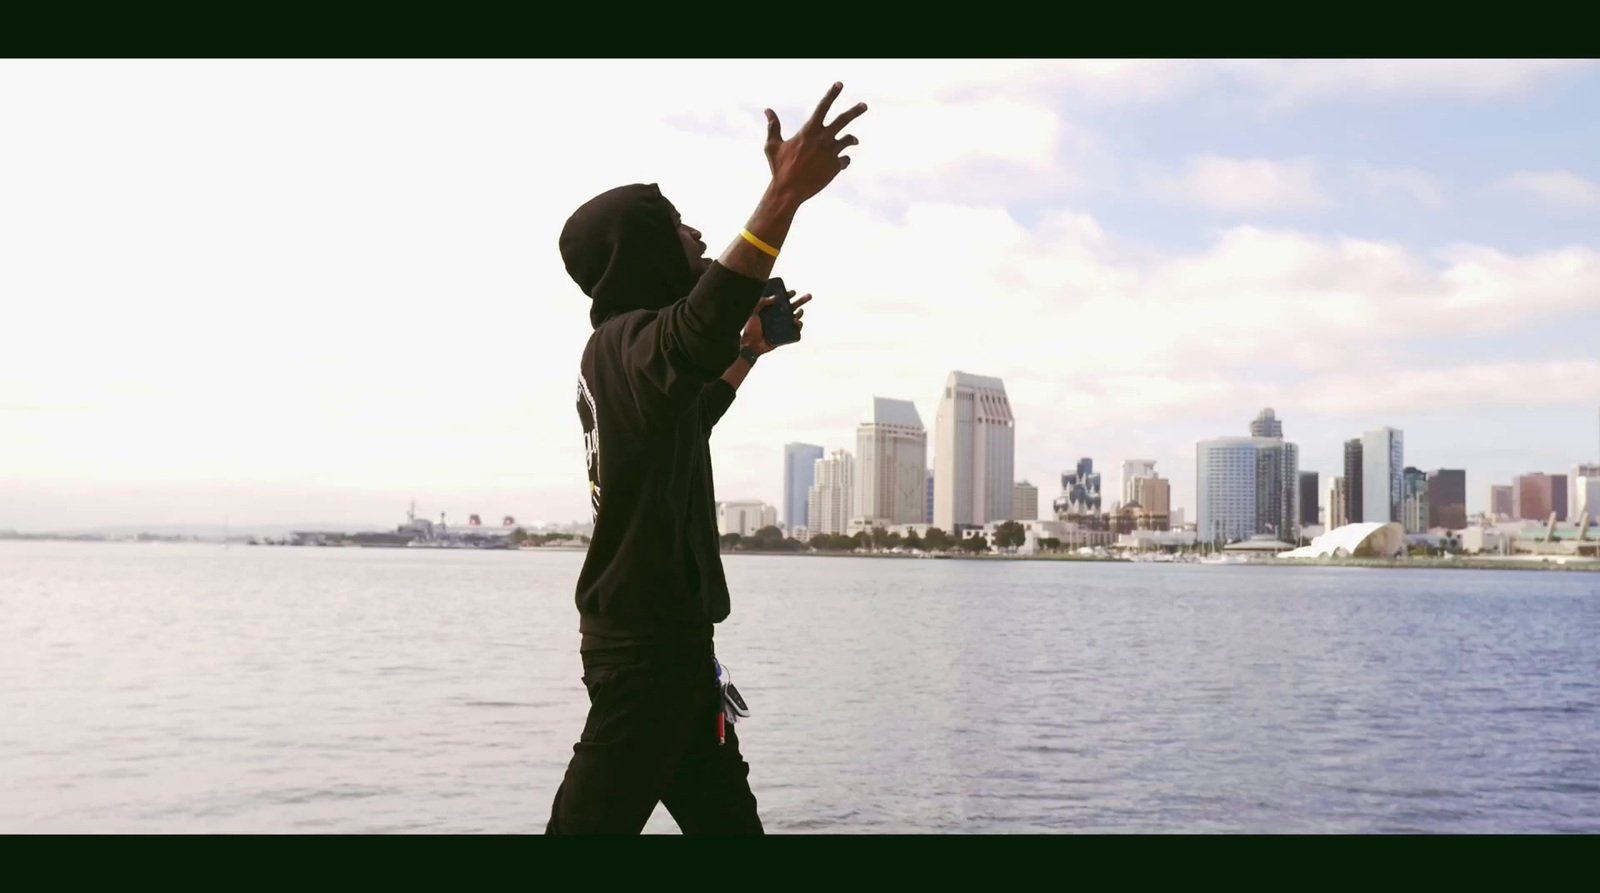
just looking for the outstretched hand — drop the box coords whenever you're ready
[763,83,866,204]
[742,291,811,355]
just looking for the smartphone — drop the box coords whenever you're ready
[759,277,801,347]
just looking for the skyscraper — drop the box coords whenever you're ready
[1120,459,1157,506]
[1574,477,1600,524]
[1298,470,1319,527]
[783,442,824,532]
[717,500,777,538]
[1012,480,1039,521]
[1327,476,1348,529]
[1129,475,1172,529]
[925,470,934,524]
[854,397,928,526]
[1256,439,1300,540]
[807,450,854,536]
[1402,467,1429,534]
[1053,458,1102,518]
[1571,464,1600,522]
[1249,408,1284,438]
[1197,438,1260,544]
[1198,436,1299,543]
[1489,485,1513,520]
[1361,427,1403,524]
[934,371,1014,530]
[1513,473,1567,521]
[1426,468,1467,530]
[1343,439,1364,524]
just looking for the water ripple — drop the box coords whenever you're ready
[1,542,1598,833]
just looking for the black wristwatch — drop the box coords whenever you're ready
[738,345,760,366]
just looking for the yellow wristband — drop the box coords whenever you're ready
[740,228,780,257]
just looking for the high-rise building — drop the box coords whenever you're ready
[1129,475,1172,529]
[1197,436,1299,544]
[1343,439,1364,524]
[1361,427,1403,524]
[1489,485,1513,520]
[925,470,934,524]
[1426,468,1467,530]
[782,443,824,531]
[1298,471,1319,527]
[1327,476,1349,529]
[934,372,1014,531]
[1512,473,1568,521]
[854,398,928,526]
[1121,459,1157,507]
[717,500,777,538]
[1053,458,1103,518]
[1249,407,1284,438]
[1198,438,1260,544]
[1256,439,1300,540]
[1402,467,1429,534]
[1571,464,1600,521]
[1574,477,1600,524]
[807,450,854,536]
[1012,480,1039,521]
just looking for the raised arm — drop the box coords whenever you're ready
[718,82,866,283]
[611,83,866,433]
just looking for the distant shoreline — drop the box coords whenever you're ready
[7,538,1594,571]
[719,549,1600,572]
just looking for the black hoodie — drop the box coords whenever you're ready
[561,184,764,644]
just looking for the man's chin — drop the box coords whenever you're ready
[694,256,713,276]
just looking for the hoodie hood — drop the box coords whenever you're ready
[560,183,699,329]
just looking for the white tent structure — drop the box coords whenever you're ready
[1279,522,1405,559]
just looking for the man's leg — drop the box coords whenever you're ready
[545,649,704,834]
[659,683,764,835]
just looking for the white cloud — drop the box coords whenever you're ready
[708,202,1600,519]
[846,98,1062,175]
[1495,170,1600,209]
[1349,164,1446,207]
[1297,360,1600,415]
[1218,59,1590,108]
[907,60,1589,110]
[1145,156,1331,212]
[0,59,1595,529]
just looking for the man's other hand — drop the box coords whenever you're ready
[741,290,811,355]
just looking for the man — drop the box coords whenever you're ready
[547,83,866,834]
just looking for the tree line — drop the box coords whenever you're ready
[720,521,1054,554]
[509,528,589,547]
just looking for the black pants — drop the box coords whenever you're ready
[545,639,763,834]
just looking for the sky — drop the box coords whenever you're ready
[2,59,1599,531]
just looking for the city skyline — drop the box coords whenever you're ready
[739,402,1593,538]
[4,61,1600,531]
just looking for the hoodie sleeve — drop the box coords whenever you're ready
[602,261,763,434]
[698,379,738,435]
